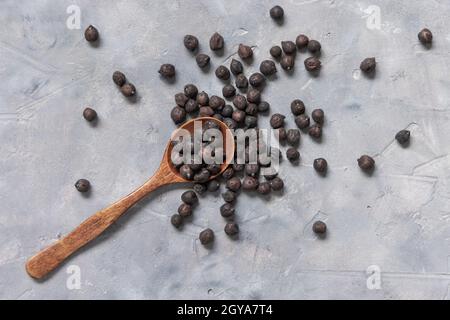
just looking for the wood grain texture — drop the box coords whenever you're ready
[25,162,182,279]
[25,117,235,279]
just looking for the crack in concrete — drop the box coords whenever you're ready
[303,211,329,236]
[0,40,58,73]
[16,74,91,118]
[373,122,418,158]
[221,45,258,64]
[0,113,17,121]
[412,154,449,176]
[241,214,269,224]
[14,288,33,300]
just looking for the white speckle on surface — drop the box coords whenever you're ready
[352,69,361,80]
[231,28,248,37]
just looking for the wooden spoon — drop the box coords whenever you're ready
[26,117,235,279]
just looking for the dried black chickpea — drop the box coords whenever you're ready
[178,203,192,218]
[245,103,258,116]
[215,65,231,80]
[286,129,301,145]
[206,163,221,174]
[213,113,224,121]
[395,130,410,145]
[194,168,211,183]
[257,101,270,113]
[197,91,209,106]
[193,183,207,195]
[242,176,259,191]
[196,53,211,68]
[171,214,183,228]
[224,223,239,236]
[418,28,433,46]
[308,125,322,139]
[175,92,189,107]
[291,100,305,116]
[222,84,236,98]
[286,148,300,162]
[233,94,248,110]
[171,106,187,124]
[257,182,271,195]
[260,60,277,76]
[207,180,220,192]
[304,57,321,72]
[184,84,198,98]
[280,55,295,70]
[245,164,260,177]
[360,58,376,74]
[83,108,97,122]
[210,32,224,51]
[270,46,282,58]
[270,177,284,191]
[199,106,214,117]
[221,105,234,117]
[222,191,237,203]
[209,95,225,110]
[75,179,90,193]
[238,44,253,59]
[121,83,136,97]
[313,221,327,235]
[276,127,287,142]
[84,25,99,42]
[179,165,194,180]
[245,116,258,128]
[112,71,126,87]
[199,228,214,245]
[358,155,375,172]
[190,164,203,172]
[159,64,176,78]
[184,35,199,51]
[270,5,284,20]
[311,109,325,124]
[295,114,310,129]
[181,191,198,205]
[226,177,241,192]
[307,40,321,54]
[235,74,249,89]
[313,158,328,174]
[270,113,285,129]
[230,59,244,75]
[220,203,235,218]
[296,34,309,49]
[222,167,234,180]
[247,89,261,104]
[281,41,296,55]
[223,118,237,129]
[214,113,225,122]
[249,73,266,88]
[232,110,246,123]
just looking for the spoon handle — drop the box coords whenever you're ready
[26,168,174,279]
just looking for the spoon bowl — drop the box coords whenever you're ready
[165,117,235,181]
[26,117,235,279]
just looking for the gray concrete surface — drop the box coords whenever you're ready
[1,0,450,300]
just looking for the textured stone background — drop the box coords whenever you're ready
[1,0,450,299]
